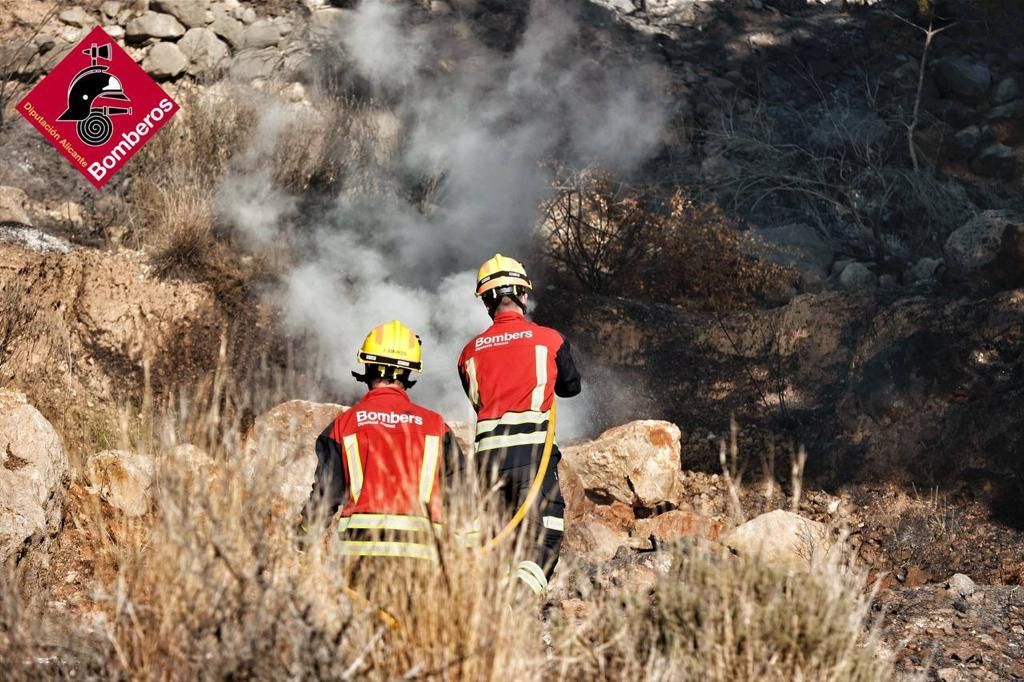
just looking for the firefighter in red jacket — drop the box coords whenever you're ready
[458,254,582,593]
[304,320,462,561]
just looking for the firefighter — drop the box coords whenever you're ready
[303,320,462,561]
[458,254,582,594]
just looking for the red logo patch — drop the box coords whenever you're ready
[17,26,179,189]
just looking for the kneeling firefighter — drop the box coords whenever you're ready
[458,254,582,594]
[303,320,462,562]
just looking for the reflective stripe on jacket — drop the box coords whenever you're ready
[457,311,581,462]
[304,385,461,559]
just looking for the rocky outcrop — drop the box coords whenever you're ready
[561,420,683,508]
[559,420,724,562]
[0,243,227,437]
[242,400,347,516]
[84,450,156,517]
[723,509,835,570]
[0,390,69,563]
[877,582,1024,680]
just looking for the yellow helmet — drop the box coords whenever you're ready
[357,320,423,373]
[475,253,532,297]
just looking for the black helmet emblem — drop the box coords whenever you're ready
[57,43,132,146]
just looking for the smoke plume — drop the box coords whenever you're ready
[221,0,668,438]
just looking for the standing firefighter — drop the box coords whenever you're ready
[458,254,582,594]
[304,320,461,561]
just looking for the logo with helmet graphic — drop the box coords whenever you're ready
[18,26,178,189]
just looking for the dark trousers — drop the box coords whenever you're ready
[488,447,565,582]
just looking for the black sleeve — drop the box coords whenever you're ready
[554,335,582,398]
[302,423,347,529]
[442,427,466,489]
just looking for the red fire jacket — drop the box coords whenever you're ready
[305,385,461,560]
[458,310,581,464]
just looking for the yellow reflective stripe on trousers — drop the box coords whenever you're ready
[465,357,480,408]
[531,345,548,411]
[475,410,548,433]
[476,430,548,452]
[338,513,441,533]
[419,435,440,505]
[342,434,363,503]
[515,560,548,594]
[340,540,438,561]
[542,515,564,532]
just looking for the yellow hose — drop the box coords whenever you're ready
[343,585,401,630]
[481,399,557,553]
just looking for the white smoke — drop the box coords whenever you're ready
[221,0,668,439]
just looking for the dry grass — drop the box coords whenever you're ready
[0,363,891,680]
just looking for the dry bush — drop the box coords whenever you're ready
[542,169,794,310]
[555,542,889,681]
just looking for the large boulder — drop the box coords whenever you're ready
[84,450,156,517]
[932,58,992,104]
[945,210,1024,278]
[242,400,347,516]
[0,390,69,563]
[177,27,229,76]
[971,144,1017,178]
[152,0,210,29]
[561,420,683,509]
[126,12,187,41]
[722,509,835,570]
[633,509,724,545]
[143,42,188,79]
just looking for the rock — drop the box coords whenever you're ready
[946,573,976,598]
[100,2,122,20]
[993,77,1022,105]
[166,443,213,469]
[561,420,683,509]
[143,41,188,79]
[633,510,723,544]
[210,10,245,48]
[178,27,229,75]
[103,25,124,40]
[242,400,347,515]
[0,391,69,563]
[936,668,960,682]
[84,451,156,517]
[59,7,92,27]
[909,257,944,283]
[838,262,878,290]
[902,564,931,587]
[0,186,32,225]
[430,0,453,13]
[445,421,473,458]
[945,210,1023,276]
[971,143,1017,178]
[228,47,282,80]
[244,19,282,49]
[126,12,187,41]
[568,518,634,562]
[152,0,210,29]
[932,58,992,104]
[952,125,991,158]
[722,509,835,570]
[988,99,1024,123]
